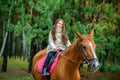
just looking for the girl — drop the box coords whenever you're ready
[42,19,71,75]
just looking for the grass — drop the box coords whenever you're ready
[0,57,28,69]
[0,76,34,80]
[0,57,34,80]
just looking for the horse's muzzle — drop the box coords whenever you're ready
[88,59,99,72]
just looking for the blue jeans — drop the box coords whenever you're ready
[42,51,56,72]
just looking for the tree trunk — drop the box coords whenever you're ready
[1,32,9,72]
[1,55,8,72]
[1,0,13,72]
[28,38,37,73]
[0,32,8,57]
[8,32,13,58]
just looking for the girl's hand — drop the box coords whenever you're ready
[54,47,58,51]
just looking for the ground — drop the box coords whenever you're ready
[0,57,120,80]
[80,71,120,80]
[0,69,120,80]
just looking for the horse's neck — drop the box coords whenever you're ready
[60,39,82,70]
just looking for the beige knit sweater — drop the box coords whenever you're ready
[46,28,71,53]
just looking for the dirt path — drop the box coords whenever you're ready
[81,72,120,80]
[0,70,31,77]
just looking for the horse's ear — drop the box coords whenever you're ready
[90,29,94,38]
[75,32,82,39]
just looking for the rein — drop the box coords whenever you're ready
[60,46,95,64]
[60,41,88,64]
[60,53,81,64]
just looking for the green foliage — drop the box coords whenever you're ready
[105,63,119,72]
[84,6,99,18]
[93,3,120,72]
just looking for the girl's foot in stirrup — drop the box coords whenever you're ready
[42,68,50,76]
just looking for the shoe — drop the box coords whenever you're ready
[42,68,50,76]
[42,72,50,76]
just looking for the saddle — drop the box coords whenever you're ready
[37,50,62,74]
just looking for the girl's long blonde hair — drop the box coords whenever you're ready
[51,19,69,45]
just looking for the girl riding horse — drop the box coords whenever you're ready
[32,30,99,80]
[42,19,71,75]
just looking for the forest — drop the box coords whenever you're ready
[0,0,120,80]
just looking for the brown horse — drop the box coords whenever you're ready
[32,30,99,80]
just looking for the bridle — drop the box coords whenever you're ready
[61,37,97,64]
[79,38,98,64]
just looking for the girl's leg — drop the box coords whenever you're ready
[42,51,56,75]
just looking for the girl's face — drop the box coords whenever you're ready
[56,20,63,28]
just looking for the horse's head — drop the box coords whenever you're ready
[76,30,99,72]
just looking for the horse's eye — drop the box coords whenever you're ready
[82,46,86,49]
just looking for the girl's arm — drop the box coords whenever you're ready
[66,40,71,47]
[48,32,57,50]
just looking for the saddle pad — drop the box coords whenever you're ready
[37,52,61,74]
